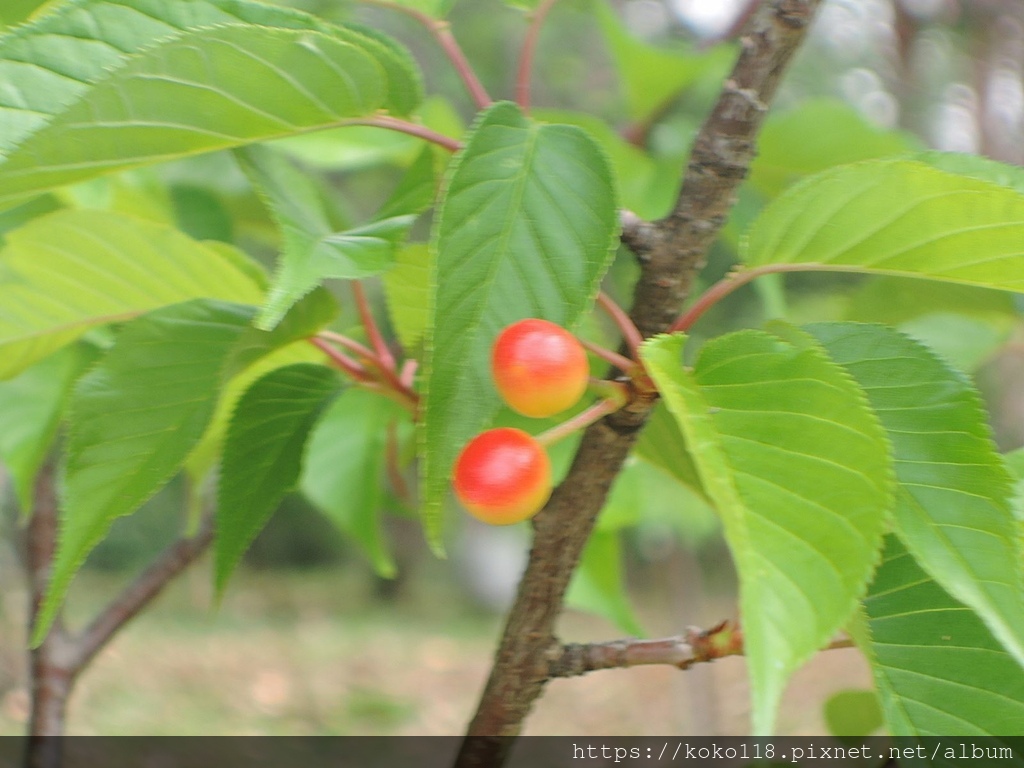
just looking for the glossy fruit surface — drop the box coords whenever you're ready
[452,427,552,525]
[491,319,588,418]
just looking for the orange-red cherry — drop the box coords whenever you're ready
[453,428,552,525]
[492,319,589,418]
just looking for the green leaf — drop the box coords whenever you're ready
[0,1,422,210]
[169,184,234,243]
[745,160,1024,293]
[634,402,707,503]
[809,322,1024,669]
[0,0,50,28]
[0,209,264,380]
[216,363,342,593]
[0,343,96,511]
[914,150,1024,194]
[750,100,916,199]
[534,109,677,220]
[183,341,325,522]
[593,0,733,121]
[421,102,618,545]
[38,300,257,645]
[640,330,893,735]
[301,388,409,577]
[377,145,439,221]
[823,690,884,737]
[1,0,420,148]
[0,194,62,243]
[36,293,335,644]
[237,145,413,329]
[566,530,644,636]
[382,243,432,350]
[860,535,1024,735]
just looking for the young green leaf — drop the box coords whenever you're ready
[216,363,343,593]
[0,343,97,511]
[634,402,708,503]
[183,341,325,533]
[640,331,893,735]
[237,146,415,329]
[0,209,264,380]
[566,529,644,637]
[301,388,410,578]
[376,146,439,222]
[533,109,678,220]
[421,102,618,545]
[383,243,432,351]
[808,322,1024,669]
[745,160,1024,293]
[0,18,421,209]
[858,535,1024,736]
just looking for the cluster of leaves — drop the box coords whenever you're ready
[0,0,1021,741]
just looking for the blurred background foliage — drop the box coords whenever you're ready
[0,0,1022,736]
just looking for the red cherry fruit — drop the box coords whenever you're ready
[492,319,589,418]
[453,427,552,525]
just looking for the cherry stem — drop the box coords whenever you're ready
[536,397,623,447]
[352,282,397,374]
[516,0,560,112]
[340,115,462,153]
[597,291,644,359]
[579,339,635,374]
[588,378,631,405]
[669,263,818,333]
[317,329,376,361]
[360,1,491,110]
[399,358,419,389]
[309,337,371,382]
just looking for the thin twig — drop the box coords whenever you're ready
[668,263,846,333]
[361,0,491,109]
[352,282,397,374]
[309,337,371,382]
[516,0,560,112]
[340,116,463,153]
[579,338,635,374]
[549,623,854,679]
[317,329,376,360]
[597,291,644,358]
[536,397,624,447]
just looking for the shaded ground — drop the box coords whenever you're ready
[0,554,871,736]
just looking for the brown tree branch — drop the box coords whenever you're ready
[549,622,855,678]
[22,461,214,766]
[26,461,76,764]
[456,3,822,765]
[73,514,215,671]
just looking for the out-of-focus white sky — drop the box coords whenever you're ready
[620,0,747,39]
[670,0,747,36]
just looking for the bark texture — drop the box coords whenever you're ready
[457,3,822,765]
